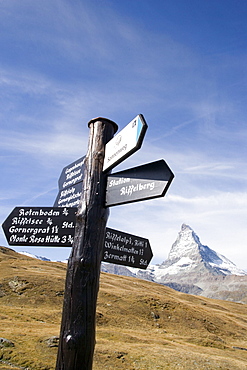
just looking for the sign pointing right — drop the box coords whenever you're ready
[103,114,148,172]
[103,227,153,269]
[105,159,174,207]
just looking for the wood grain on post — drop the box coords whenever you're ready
[56,118,118,370]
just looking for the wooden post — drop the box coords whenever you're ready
[55,118,118,370]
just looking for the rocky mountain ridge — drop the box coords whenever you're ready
[102,224,247,303]
[159,223,246,276]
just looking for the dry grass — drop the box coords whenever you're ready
[0,246,247,369]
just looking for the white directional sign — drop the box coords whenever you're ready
[103,114,148,172]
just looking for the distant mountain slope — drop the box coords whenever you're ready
[18,251,52,261]
[102,224,247,303]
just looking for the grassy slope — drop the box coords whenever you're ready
[0,246,247,370]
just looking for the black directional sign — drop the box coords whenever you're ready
[54,181,83,208]
[2,207,77,247]
[105,159,174,207]
[103,227,153,269]
[54,156,85,208]
[58,156,85,190]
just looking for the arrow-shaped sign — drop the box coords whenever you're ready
[2,207,77,247]
[105,159,174,207]
[103,114,148,172]
[103,227,153,269]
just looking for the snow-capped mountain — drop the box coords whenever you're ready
[154,223,246,278]
[17,224,247,302]
[102,224,247,303]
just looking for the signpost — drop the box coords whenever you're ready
[106,159,174,207]
[55,117,118,370]
[103,114,147,172]
[1,114,174,370]
[103,227,153,269]
[2,207,76,247]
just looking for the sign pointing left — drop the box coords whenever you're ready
[2,207,77,247]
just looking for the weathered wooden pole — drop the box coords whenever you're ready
[55,117,118,370]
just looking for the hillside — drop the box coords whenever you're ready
[0,246,247,369]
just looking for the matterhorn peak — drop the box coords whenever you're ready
[102,224,247,302]
[181,223,191,231]
[160,224,247,277]
[167,223,202,261]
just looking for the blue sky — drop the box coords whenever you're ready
[1,0,247,270]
